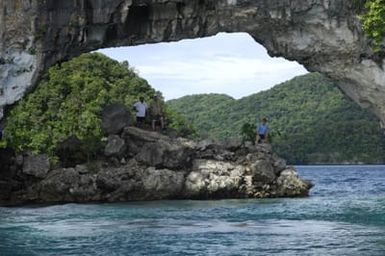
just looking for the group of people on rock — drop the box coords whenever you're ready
[133,95,165,131]
[133,94,270,142]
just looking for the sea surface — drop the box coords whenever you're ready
[1,165,385,256]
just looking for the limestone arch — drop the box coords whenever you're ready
[0,0,384,125]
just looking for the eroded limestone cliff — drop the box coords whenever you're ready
[0,0,384,125]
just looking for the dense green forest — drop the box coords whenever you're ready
[3,53,192,158]
[168,73,385,164]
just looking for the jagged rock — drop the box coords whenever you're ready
[176,137,197,149]
[142,167,185,199]
[254,143,273,154]
[39,168,80,201]
[101,104,131,135]
[75,164,89,174]
[250,160,276,184]
[135,139,192,169]
[219,138,242,151]
[197,139,215,151]
[22,154,50,179]
[96,165,136,193]
[122,127,169,156]
[276,168,313,197]
[185,159,245,198]
[15,154,24,167]
[122,126,169,143]
[1,127,313,204]
[0,148,16,176]
[0,180,22,202]
[39,168,98,202]
[272,154,287,175]
[56,135,87,168]
[104,135,126,157]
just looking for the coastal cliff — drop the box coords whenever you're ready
[0,126,312,205]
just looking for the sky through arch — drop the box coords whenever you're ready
[99,32,308,100]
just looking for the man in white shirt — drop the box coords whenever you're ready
[133,96,148,128]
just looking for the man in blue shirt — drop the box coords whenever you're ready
[256,117,269,143]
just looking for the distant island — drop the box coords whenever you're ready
[167,73,385,165]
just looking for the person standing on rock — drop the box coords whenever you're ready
[133,96,148,128]
[256,117,269,143]
[149,95,165,131]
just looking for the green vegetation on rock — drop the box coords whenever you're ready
[358,0,385,51]
[168,73,385,164]
[3,53,192,157]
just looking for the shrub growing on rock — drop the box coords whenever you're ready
[359,0,385,51]
[4,53,156,157]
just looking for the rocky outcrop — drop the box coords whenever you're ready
[101,103,132,135]
[0,127,313,205]
[22,153,50,179]
[0,0,384,127]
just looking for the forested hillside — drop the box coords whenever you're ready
[3,53,192,158]
[168,73,385,164]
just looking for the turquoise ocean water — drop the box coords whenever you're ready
[1,165,385,255]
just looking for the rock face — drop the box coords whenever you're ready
[0,127,313,205]
[0,0,384,126]
[101,103,132,135]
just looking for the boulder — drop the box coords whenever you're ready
[0,148,16,177]
[276,168,314,197]
[104,135,126,158]
[135,139,192,169]
[184,159,245,198]
[101,103,131,135]
[272,154,287,175]
[22,154,50,179]
[39,168,80,201]
[142,167,185,199]
[250,160,276,184]
[0,180,22,202]
[196,138,215,151]
[56,135,87,168]
[95,159,141,193]
[219,138,242,151]
[39,168,98,202]
[122,126,169,156]
[96,167,134,192]
[122,126,169,143]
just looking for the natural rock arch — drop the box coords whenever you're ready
[0,0,384,126]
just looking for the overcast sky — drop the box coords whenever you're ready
[98,32,308,100]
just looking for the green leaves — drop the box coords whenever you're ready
[359,0,385,51]
[4,53,156,157]
[240,121,256,145]
[4,52,196,158]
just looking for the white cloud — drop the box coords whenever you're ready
[99,32,308,100]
